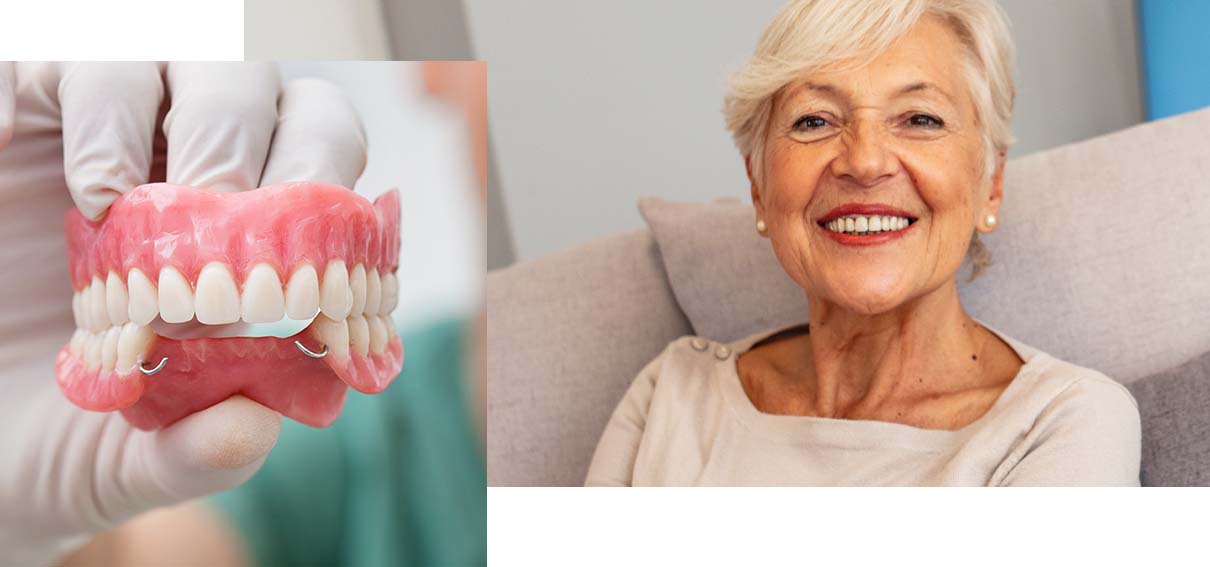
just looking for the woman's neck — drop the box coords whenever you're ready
[802,282,989,418]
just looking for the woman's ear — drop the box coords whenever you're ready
[977,151,1006,233]
[746,156,767,228]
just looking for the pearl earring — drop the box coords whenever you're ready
[985,214,997,227]
[756,219,767,233]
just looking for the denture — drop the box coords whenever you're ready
[55,182,404,430]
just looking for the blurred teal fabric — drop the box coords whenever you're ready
[210,317,485,566]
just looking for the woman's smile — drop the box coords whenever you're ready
[815,203,920,246]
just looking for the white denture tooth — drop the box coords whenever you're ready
[320,261,352,320]
[79,285,92,329]
[880,216,890,231]
[368,315,388,355]
[117,322,155,375]
[84,333,102,370]
[348,315,370,357]
[88,275,109,331]
[100,326,120,373]
[364,268,382,315]
[310,314,350,359]
[126,268,159,326]
[241,264,286,323]
[900,217,909,230]
[158,266,195,324]
[844,217,855,233]
[869,216,882,232]
[285,264,320,320]
[106,272,129,325]
[72,292,83,329]
[855,216,868,233]
[379,273,398,315]
[194,262,240,325]
[69,329,85,356]
[350,264,367,315]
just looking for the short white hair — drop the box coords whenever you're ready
[724,0,1017,184]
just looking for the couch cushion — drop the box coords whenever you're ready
[641,107,1210,385]
[1129,351,1210,486]
[486,230,691,486]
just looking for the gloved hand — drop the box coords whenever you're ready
[0,62,367,565]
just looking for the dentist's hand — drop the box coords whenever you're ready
[0,62,367,565]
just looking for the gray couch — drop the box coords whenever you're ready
[488,107,1210,486]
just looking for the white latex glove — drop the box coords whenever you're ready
[0,62,367,566]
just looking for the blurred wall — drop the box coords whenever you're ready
[246,0,392,59]
[467,0,1144,264]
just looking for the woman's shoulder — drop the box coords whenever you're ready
[999,337,1140,427]
[644,334,739,374]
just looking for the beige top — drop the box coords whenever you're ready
[585,324,1142,486]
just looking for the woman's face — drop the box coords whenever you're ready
[753,15,1004,315]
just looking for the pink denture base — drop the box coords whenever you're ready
[64,182,400,289]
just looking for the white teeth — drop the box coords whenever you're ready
[84,333,102,371]
[320,261,352,320]
[116,322,155,375]
[348,314,370,356]
[379,273,398,316]
[241,264,286,324]
[100,326,120,373]
[285,264,320,320]
[158,266,195,324]
[69,328,85,356]
[350,264,367,315]
[825,215,912,234]
[106,272,129,326]
[364,268,382,315]
[127,268,159,326]
[368,315,388,355]
[195,263,241,325]
[72,292,83,329]
[88,275,109,331]
[310,313,350,359]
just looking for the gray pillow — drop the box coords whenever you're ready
[639,107,1210,385]
[638,197,806,344]
[1129,352,1210,486]
[486,230,692,486]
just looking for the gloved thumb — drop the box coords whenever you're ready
[99,395,281,523]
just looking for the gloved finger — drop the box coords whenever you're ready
[0,61,14,150]
[259,77,367,188]
[163,62,281,192]
[104,395,281,521]
[59,62,163,220]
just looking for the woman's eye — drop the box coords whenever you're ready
[907,114,944,128]
[793,115,828,130]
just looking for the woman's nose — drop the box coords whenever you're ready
[830,121,896,187]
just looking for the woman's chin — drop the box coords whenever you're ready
[815,273,916,316]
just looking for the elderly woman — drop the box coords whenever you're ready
[586,0,1141,486]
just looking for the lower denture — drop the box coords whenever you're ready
[55,182,405,430]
